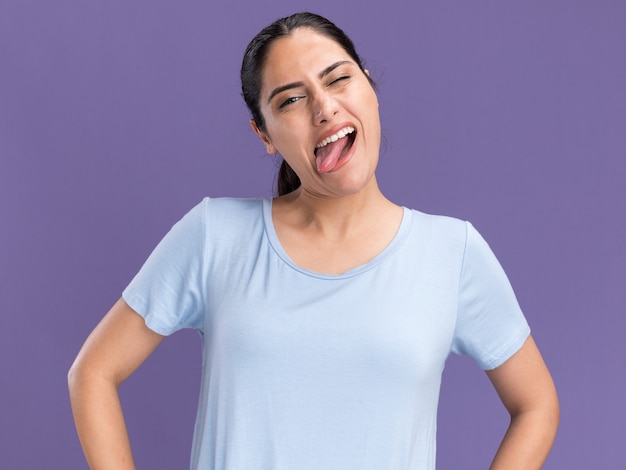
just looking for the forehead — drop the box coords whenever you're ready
[261,28,353,90]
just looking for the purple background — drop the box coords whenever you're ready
[1,1,624,468]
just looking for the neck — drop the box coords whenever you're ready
[274,177,398,238]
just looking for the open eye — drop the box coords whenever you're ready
[279,96,302,109]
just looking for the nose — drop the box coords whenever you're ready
[312,91,338,125]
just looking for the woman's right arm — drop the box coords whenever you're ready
[68,298,165,469]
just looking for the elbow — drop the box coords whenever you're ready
[67,357,84,398]
[538,395,561,449]
[534,397,560,443]
[542,378,560,438]
[67,354,122,402]
[67,355,98,398]
[541,364,561,441]
[510,387,560,443]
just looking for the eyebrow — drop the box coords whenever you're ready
[266,60,353,104]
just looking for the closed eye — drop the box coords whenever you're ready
[328,75,350,86]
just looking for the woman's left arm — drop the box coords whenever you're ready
[486,335,559,469]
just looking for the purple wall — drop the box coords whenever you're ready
[1,1,624,468]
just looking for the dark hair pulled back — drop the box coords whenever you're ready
[240,12,373,196]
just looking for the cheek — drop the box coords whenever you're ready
[265,131,314,174]
[361,97,381,138]
[353,86,379,120]
[269,117,312,151]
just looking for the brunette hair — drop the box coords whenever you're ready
[240,12,373,196]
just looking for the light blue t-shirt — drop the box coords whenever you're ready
[123,197,530,470]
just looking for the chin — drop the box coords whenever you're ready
[328,170,378,197]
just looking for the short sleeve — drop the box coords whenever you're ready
[122,199,209,336]
[451,222,530,370]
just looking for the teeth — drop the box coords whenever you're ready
[316,126,355,148]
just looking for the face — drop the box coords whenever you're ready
[253,28,381,198]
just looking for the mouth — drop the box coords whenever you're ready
[314,126,357,173]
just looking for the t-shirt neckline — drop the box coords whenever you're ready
[262,198,412,279]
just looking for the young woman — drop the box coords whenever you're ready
[69,12,559,470]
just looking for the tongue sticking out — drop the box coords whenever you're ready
[315,136,351,173]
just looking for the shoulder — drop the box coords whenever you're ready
[391,208,473,274]
[188,197,267,246]
[405,207,470,246]
[405,209,500,270]
[171,196,264,230]
[193,196,266,227]
[201,196,265,214]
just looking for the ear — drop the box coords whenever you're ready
[250,119,276,154]
[364,69,370,77]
